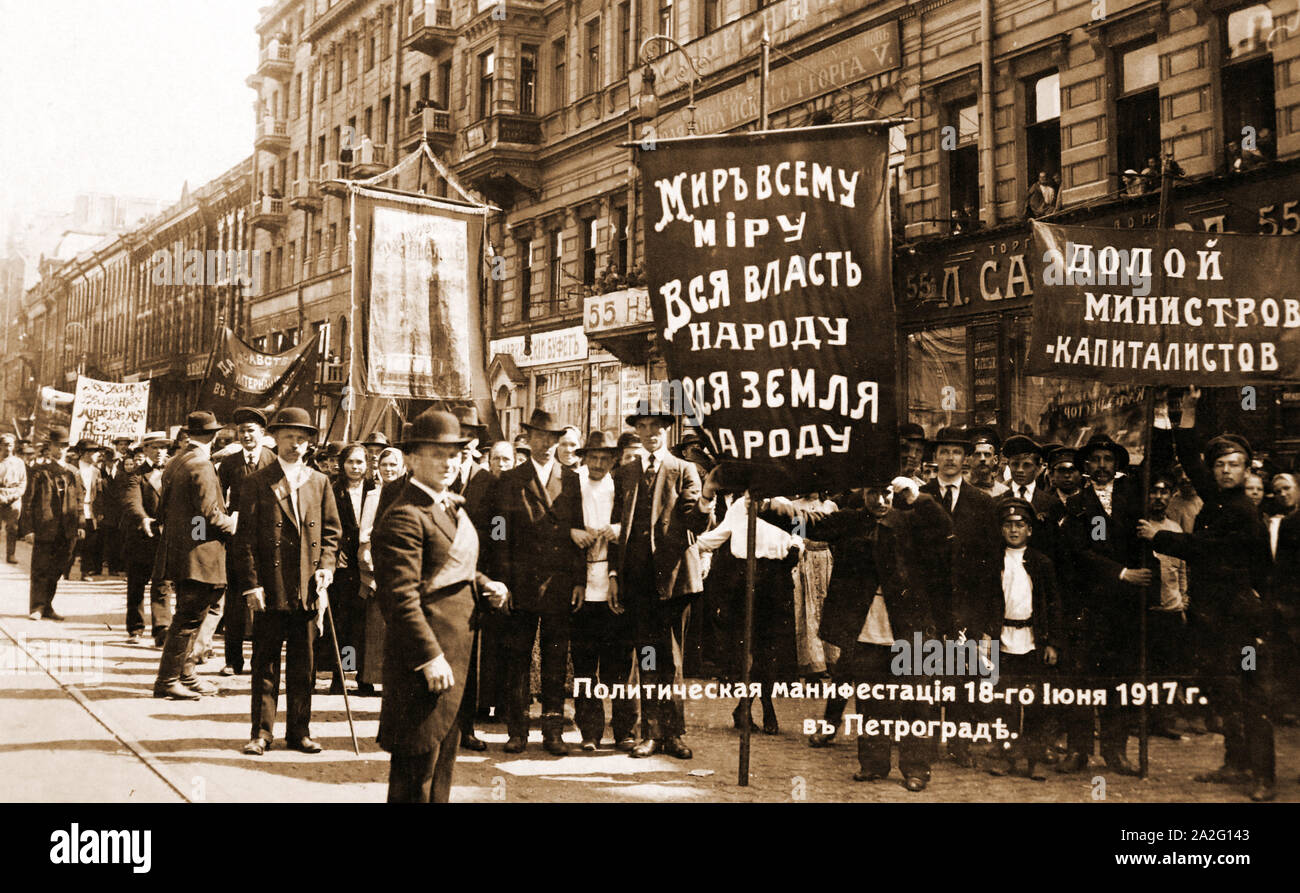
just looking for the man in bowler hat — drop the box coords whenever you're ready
[373,409,509,801]
[235,407,341,754]
[19,426,83,621]
[217,407,275,675]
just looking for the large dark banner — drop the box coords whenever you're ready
[1029,220,1300,384]
[197,327,318,420]
[638,122,898,492]
[351,188,489,401]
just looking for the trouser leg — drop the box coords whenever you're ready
[457,628,481,737]
[189,593,223,666]
[0,503,17,560]
[249,611,286,741]
[125,560,149,634]
[537,611,572,722]
[430,719,461,803]
[599,606,636,741]
[156,581,222,686]
[224,577,247,671]
[501,611,539,739]
[570,603,604,742]
[388,751,436,803]
[284,611,316,741]
[638,597,688,741]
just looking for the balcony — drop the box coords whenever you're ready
[289,178,323,212]
[403,106,454,152]
[319,160,352,197]
[319,357,346,391]
[255,40,293,83]
[350,142,389,177]
[254,117,290,154]
[405,2,455,56]
[455,114,543,206]
[249,196,287,233]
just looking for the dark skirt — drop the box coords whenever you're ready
[711,550,800,684]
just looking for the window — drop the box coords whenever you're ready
[658,0,674,38]
[438,60,452,108]
[364,106,373,141]
[334,48,343,92]
[382,6,392,58]
[479,49,495,118]
[888,123,907,234]
[380,95,391,145]
[907,326,970,435]
[553,38,567,110]
[1223,5,1281,171]
[1117,41,1160,184]
[292,73,302,117]
[549,228,563,307]
[704,0,721,34]
[366,28,375,71]
[420,72,432,104]
[287,240,296,284]
[316,134,326,171]
[614,206,628,273]
[402,83,411,121]
[618,3,630,74]
[520,45,538,114]
[946,100,979,227]
[585,19,601,95]
[519,238,533,321]
[582,216,598,284]
[1025,71,1061,205]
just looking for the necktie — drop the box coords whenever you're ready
[1018,485,1027,500]
[443,500,460,530]
[944,485,955,514]
[644,454,657,493]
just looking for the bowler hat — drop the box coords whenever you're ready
[402,409,470,449]
[266,406,319,437]
[185,411,222,435]
[453,405,487,435]
[232,406,268,427]
[1076,433,1130,469]
[899,422,926,442]
[576,430,620,456]
[1002,434,1043,460]
[1204,432,1253,466]
[521,408,567,434]
[671,428,719,468]
[933,426,971,450]
[625,399,678,427]
[362,431,390,448]
[46,426,69,445]
[616,430,640,452]
[997,496,1036,523]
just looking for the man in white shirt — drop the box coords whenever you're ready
[0,434,27,564]
[72,439,105,580]
[1144,472,1190,741]
[568,431,637,751]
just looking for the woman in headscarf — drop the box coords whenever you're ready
[355,446,406,694]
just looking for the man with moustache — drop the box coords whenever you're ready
[217,407,276,676]
[235,407,341,755]
[373,409,510,801]
[488,408,586,755]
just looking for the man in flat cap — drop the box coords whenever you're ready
[967,426,1008,498]
[19,426,83,621]
[217,407,275,675]
[1138,389,1275,801]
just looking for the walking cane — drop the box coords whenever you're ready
[324,603,361,755]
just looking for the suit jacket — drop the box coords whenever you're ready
[374,471,412,528]
[151,445,235,586]
[920,479,1001,635]
[101,460,131,527]
[610,452,712,599]
[234,461,341,612]
[217,447,276,515]
[373,483,491,753]
[72,462,106,525]
[332,476,374,589]
[120,463,164,563]
[487,460,584,614]
[1063,476,1145,619]
[18,460,83,543]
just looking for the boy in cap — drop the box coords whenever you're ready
[985,497,1062,780]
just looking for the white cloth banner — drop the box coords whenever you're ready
[69,377,150,444]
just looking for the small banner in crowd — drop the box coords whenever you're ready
[1029,221,1300,385]
[197,327,319,420]
[352,187,489,401]
[69,378,149,445]
[637,122,899,491]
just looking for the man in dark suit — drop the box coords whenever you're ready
[373,409,510,802]
[1062,433,1148,775]
[120,433,172,644]
[611,405,717,760]
[18,425,83,622]
[450,404,494,752]
[487,408,585,755]
[150,412,237,700]
[1139,390,1275,801]
[217,407,275,675]
[235,407,341,755]
[69,439,106,580]
[919,426,1001,767]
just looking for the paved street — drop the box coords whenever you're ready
[2,543,1297,803]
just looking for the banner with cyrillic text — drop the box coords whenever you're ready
[1028,220,1300,384]
[638,122,899,491]
[196,327,318,420]
[69,378,149,445]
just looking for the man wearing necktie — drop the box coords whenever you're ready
[485,409,586,755]
[234,407,341,755]
[217,407,275,676]
[610,405,718,760]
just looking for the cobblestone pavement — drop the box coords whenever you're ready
[1,542,1296,803]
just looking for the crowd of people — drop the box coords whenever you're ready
[0,383,1294,802]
